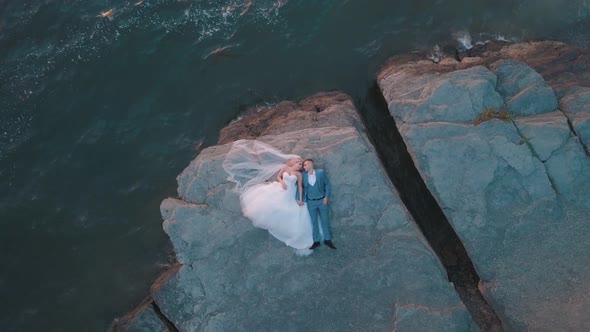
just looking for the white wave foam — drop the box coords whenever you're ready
[453,31,473,50]
[0,0,290,156]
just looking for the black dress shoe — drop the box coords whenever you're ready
[324,240,337,249]
[310,242,321,250]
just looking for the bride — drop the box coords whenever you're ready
[222,139,314,251]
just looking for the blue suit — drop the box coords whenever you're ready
[301,169,332,242]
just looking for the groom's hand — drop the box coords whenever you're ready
[296,200,304,206]
[322,197,328,205]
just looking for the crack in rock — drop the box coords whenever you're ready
[509,120,560,196]
[357,83,502,331]
[197,311,224,331]
[395,302,465,314]
[152,300,180,332]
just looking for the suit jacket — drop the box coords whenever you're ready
[299,169,331,202]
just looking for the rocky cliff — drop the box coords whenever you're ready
[111,92,475,331]
[377,41,590,331]
[112,41,590,332]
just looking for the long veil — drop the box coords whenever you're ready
[222,139,301,192]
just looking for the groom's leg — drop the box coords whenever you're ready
[318,204,331,240]
[307,202,320,242]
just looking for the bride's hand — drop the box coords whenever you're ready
[296,199,304,206]
[281,181,287,190]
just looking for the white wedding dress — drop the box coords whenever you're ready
[240,172,314,250]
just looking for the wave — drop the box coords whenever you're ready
[0,0,290,158]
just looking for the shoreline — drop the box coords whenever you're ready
[112,39,590,331]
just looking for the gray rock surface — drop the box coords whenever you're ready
[124,307,168,332]
[110,299,168,332]
[115,93,476,331]
[559,86,590,152]
[490,59,558,116]
[378,52,590,331]
[380,65,503,124]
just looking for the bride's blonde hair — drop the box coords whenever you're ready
[287,157,303,167]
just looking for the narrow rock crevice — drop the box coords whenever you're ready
[578,135,590,157]
[356,83,502,331]
[200,311,223,330]
[510,121,541,160]
[152,301,179,332]
[560,110,590,157]
[510,121,560,196]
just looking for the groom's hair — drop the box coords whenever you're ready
[303,159,314,165]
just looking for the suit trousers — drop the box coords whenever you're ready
[306,199,331,242]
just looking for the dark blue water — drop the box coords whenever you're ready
[1,0,589,331]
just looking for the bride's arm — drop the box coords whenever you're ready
[277,165,288,189]
[296,172,304,205]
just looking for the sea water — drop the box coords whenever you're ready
[1,0,589,330]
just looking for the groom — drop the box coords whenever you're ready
[302,159,336,250]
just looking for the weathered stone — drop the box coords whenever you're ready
[380,65,503,124]
[109,299,168,332]
[217,92,360,145]
[124,307,167,332]
[559,86,590,150]
[490,59,558,116]
[120,93,476,331]
[513,111,570,161]
[542,136,590,206]
[393,303,477,331]
[461,40,590,108]
[378,50,590,330]
[573,115,590,149]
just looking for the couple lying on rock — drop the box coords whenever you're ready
[223,139,336,253]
